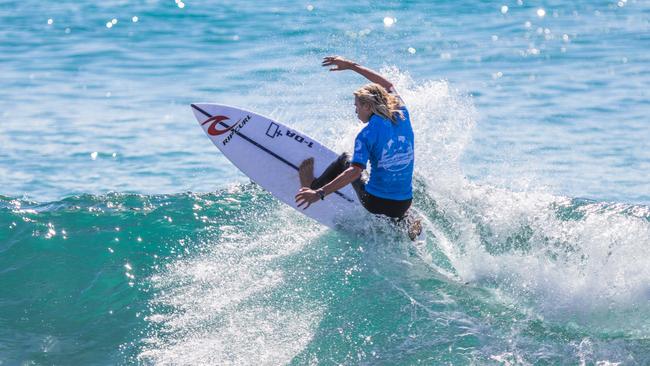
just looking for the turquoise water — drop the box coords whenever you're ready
[1,1,649,364]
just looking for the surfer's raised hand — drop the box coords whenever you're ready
[295,187,320,209]
[322,56,356,71]
[322,55,395,92]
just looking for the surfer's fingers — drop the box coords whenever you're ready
[295,194,309,206]
[295,195,314,209]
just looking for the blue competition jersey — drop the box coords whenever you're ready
[351,106,414,200]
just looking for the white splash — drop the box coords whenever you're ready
[139,206,326,364]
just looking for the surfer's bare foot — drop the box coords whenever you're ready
[408,218,422,241]
[299,157,315,187]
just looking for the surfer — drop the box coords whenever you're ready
[295,56,421,238]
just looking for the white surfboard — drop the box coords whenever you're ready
[191,103,361,228]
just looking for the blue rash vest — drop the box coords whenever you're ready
[351,106,414,201]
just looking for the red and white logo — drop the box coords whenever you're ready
[201,115,240,136]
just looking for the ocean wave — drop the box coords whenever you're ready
[2,179,648,364]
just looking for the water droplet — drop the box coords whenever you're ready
[90,152,98,160]
[407,47,416,54]
[537,8,546,17]
[492,35,499,41]
[111,18,118,25]
[524,21,532,28]
[46,228,56,238]
[125,263,132,271]
[106,22,113,29]
[383,17,395,27]
[132,16,139,23]
[47,19,54,25]
[306,4,314,11]
[64,27,71,34]
[177,2,185,8]
[501,5,508,14]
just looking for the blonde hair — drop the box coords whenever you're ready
[353,83,404,123]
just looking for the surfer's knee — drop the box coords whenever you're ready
[338,152,355,172]
[337,152,351,165]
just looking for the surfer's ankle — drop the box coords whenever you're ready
[408,218,422,241]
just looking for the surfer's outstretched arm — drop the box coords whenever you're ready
[322,56,395,92]
[295,166,362,209]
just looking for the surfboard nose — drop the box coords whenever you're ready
[190,103,213,125]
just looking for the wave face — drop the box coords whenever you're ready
[1,184,649,364]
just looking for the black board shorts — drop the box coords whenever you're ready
[310,153,412,219]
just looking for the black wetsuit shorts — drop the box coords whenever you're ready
[309,153,412,219]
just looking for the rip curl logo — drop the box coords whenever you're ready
[201,115,241,136]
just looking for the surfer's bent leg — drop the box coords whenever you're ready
[310,153,364,191]
[308,153,412,220]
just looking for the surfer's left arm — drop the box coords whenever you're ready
[295,166,362,209]
[322,55,404,104]
[322,56,395,92]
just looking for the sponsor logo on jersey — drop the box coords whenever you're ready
[377,136,413,172]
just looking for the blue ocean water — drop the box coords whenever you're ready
[1,0,649,364]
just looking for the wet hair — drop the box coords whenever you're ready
[353,83,404,123]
